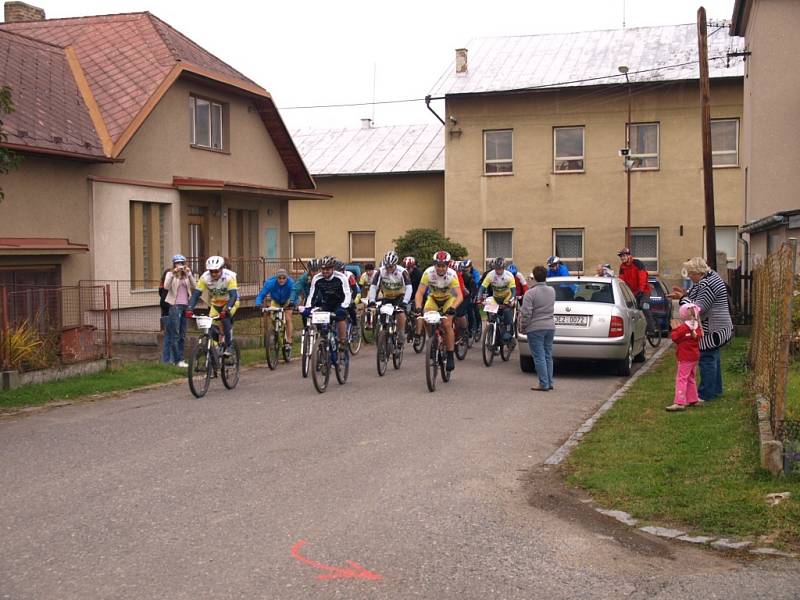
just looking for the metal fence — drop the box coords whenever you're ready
[0,285,112,371]
[748,239,798,441]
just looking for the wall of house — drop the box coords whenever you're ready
[443,79,743,284]
[288,173,444,262]
[0,155,92,285]
[740,0,800,224]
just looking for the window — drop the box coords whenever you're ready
[630,228,659,272]
[553,229,584,272]
[228,209,259,257]
[484,229,513,267]
[349,231,375,262]
[554,126,585,172]
[704,226,738,268]
[130,201,167,284]
[484,130,513,174]
[190,96,225,150]
[628,122,659,169]
[291,232,315,261]
[711,119,739,167]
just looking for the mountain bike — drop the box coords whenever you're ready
[360,301,377,344]
[454,317,470,361]
[421,311,451,393]
[375,301,404,376]
[642,302,662,348]
[347,312,362,355]
[263,306,292,370]
[481,299,516,366]
[187,314,240,398]
[405,307,426,353]
[300,314,316,378]
[309,309,349,394]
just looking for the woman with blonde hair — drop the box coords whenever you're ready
[668,257,733,401]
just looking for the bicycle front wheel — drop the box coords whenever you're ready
[335,340,349,385]
[188,338,211,398]
[376,329,388,376]
[425,334,438,392]
[392,333,403,370]
[361,310,376,344]
[349,321,362,355]
[646,326,662,348]
[221,340,240,389]
[266,326,279,370]
[413,324,426,354]
[311,337,330,393]
[301,329,312,378]
[482,323,496,367]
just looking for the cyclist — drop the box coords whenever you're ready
[186,256,239,354]
[478,257,517,340]
[450,260,470,339]
[414,250,463,372]
[508,263,529,295]
[304,256,352,349]
[617,247,655,332]
[255,268,297,350]
[294,259,320,308]
[546,256,570,278]
[368,250,412,346]
[460,259,482,336]
[403,256,422,299]
[459,260,479,337]
[336,259,360,328]
[359,263,376,295]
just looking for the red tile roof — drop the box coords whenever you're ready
[0,12,314,187]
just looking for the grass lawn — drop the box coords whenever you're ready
[786,360,800,420]
[565,337,800,550]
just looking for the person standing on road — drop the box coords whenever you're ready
[163,254,196,366]
[666,302,703,412]
[668,257,733,402]
[520,266,556,392]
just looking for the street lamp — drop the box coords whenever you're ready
[618,65,632,248]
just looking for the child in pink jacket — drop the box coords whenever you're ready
[666,303,703,412]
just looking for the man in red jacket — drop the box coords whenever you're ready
[617,247,655,334]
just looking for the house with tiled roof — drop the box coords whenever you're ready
[0,2,324,291]
[288,122,444,264]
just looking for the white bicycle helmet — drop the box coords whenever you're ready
[205,255,225,271]
[382,250,398,267]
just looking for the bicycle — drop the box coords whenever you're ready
[375,301,404,376]
[454,316,470,361]
[187,314,240,398]
[299,313,316,378]
[420,311,451,392]
[640,296,662,348]
[360,301,377,344]
[405,307,426,353]
[481,299,517,367]
[347,311,363,355]
[309,309,350,394]
[263,306,292,370]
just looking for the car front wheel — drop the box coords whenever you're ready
[519,354,535,373]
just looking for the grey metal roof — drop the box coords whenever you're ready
[291,124,444,176]
[430,24,744,97]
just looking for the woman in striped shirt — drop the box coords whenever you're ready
[668,257,733,401]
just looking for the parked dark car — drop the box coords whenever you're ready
[648,276,672,336]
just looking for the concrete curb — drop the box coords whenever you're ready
[544,340,673,466]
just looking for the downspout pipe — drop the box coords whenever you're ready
[425,95,445,126]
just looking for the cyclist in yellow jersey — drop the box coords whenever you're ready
[414,250,463,371]
[186,255,240,354]
[478,256,516,340]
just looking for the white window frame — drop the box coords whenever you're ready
[703,225,739,268]
[290,232,315,262]
[349,231,376,263]
[630,227,659,273]
[190,95,224,150]
[627,122,660,170]
[483,129,513,175]
[711,118,739,168]
[553,126,585,173]
[483,229,513,267]
[552,228,585,273]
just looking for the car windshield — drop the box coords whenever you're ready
[547,281,614,303]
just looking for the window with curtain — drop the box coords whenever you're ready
[553,229,584,272]
[350,231,375,262]
[554,126,585,172]
[190,95,225,150]
[130,201,167,285]
[484,230,513,267]
[711,119,739,167]
[484,130,513,174]
[628,122,659,169]
[291,232,315,261]
[631,228,659,272]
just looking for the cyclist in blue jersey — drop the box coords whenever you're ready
[255,268,298,348]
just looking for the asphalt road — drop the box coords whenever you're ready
[1,342,798,599]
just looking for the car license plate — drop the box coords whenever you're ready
[555,314,589,327]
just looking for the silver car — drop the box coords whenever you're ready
[517,276,647,376]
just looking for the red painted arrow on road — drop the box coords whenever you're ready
[291,539,383,581]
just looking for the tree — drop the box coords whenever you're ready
[0,86,22,202]
[392,228,468,269]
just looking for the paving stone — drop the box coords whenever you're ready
[677,534,715,544]
[749,547,796,558]
[596,508,638,526]
[639,526,686,539]
[711,538,752,550]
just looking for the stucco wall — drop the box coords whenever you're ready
[443,80,743,284]
[740,0,800,223]
[288,174,444,261]
[0,155,93,284]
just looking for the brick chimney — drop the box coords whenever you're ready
[4,1,45,22]
[360,118,373,130]
[455,48,468,74]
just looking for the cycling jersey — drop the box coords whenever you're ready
[255,275,297,307]
[480,269,516,302]
[420,266,460,301]
[195,268,239,312]
[547,264,570,278]
[368,266,412,303]
[358,270,375,290]
[306,271,352,310]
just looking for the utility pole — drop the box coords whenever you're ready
[698,6,718,270]
[619,65,632,248]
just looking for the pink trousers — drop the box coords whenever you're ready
[675,360,699,405]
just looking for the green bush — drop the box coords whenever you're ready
[392,228,468,269]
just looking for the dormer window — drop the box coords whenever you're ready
[190,95,225,150]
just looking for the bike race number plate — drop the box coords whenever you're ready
[195,315,213,330]
[423,311,442,325]
[312,311,331,325]
[380,303,395,316]
[483,301,499,314]
[554,314,589,327]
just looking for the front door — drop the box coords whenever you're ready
[187,209,208,274]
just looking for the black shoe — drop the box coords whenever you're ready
[446,353,455,371]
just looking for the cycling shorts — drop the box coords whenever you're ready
[424,295,456,315]
[209,301,239,319]
[269,299,294,309]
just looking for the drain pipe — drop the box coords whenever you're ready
[425,95,445,126]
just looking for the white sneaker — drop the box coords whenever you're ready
[177,360,189,368]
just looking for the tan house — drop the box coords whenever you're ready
[0,4,324,292]
[289,122,444,265]
[429,24,746,283]
[731,0,800,267]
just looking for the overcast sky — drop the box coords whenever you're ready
[37,0,736,131]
